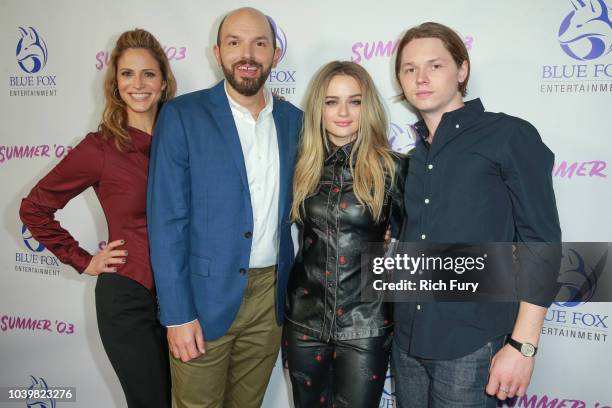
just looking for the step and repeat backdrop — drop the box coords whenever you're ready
[1,0,611,407]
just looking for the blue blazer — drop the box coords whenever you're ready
[147,80,303,341]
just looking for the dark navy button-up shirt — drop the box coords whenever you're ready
[394,99,561,359]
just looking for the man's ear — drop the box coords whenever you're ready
[272,47,282,69]
[458,60,468,84]
[213,44,222,66]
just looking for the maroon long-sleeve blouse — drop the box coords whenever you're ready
[19,127,155,292]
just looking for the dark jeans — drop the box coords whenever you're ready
[391,336,505,408]
[95,273,171,408]
[284,324,391,408]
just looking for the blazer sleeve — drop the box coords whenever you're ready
[147,102,197,326]
[500,119,562,307]
[19,133,103,273]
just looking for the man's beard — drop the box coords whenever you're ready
[221,58,271,97]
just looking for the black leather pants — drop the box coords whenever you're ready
[284,324,391,408]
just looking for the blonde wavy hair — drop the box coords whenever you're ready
[99,28,177,150]
[291,61,395,223]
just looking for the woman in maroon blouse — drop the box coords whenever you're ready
[20,29,176,408]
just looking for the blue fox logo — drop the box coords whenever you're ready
[268,17,287,62]
[16,27,48,74]
[22,224,45,252]
[26,376,56,408]
[555,248,606,307]
[558,0,612,60]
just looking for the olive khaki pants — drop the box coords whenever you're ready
[170,266,281,408]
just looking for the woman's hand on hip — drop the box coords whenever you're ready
[83,239,127,276]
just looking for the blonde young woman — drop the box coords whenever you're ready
[20,29,176,407]
[284,61,408,408]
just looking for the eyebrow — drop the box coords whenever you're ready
[403,58,444,66]
[325,94,362,98]
[223,34,271,42]
[117,67,158,72]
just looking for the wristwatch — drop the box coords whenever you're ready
[507,337,538,357]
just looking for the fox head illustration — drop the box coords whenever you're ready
[267,16,287,62]
[558,0,612,60]
[16,27,48,74]
[26,376,56,408]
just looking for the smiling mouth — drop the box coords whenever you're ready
[128,93,151,101]
[237,65,258,71]
[235,64,260,77]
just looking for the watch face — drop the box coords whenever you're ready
[521,343,536,357]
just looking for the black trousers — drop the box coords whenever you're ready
[95,273,171,408]
[284,324,391,408]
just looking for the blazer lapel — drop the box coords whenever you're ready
[208,81,250,192]
[273,100,290,223]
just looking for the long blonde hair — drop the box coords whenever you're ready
[99,29,177,150]
[291,61,395,223]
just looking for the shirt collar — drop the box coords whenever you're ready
[414,98,485,142]
[325,140,354,164]
[224,81,273,120]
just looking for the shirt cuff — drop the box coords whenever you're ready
[166,319,198,328]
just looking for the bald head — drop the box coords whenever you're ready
[217,7,276,49]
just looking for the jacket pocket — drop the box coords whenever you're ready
[190,254,210,277]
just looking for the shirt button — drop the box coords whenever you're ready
[239,268,247,274]
[417,304,421,310]
[427,164,434,170]
[424,198,430,204]
[421,234,426,240]
[455,124,460,129]
[244,231,253,239]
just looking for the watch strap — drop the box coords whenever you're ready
[507,337,538,357]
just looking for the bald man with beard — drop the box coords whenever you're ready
[147,8,303,407]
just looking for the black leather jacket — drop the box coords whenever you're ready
[286,142,408,341]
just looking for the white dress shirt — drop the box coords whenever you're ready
[225,83,280,268]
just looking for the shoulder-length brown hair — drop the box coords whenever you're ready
[291,61,395,223]
[99,28,177,150]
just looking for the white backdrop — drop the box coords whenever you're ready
[1,0,611,407]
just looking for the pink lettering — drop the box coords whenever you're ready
[374,40,397,57]
[554,161,578,178]
[0,145,56,164]
[362,42,375,61]
[0,315,63,333]
[553,161,608,178]
[510,394,586,408]
[575,162,588,176]
[351,42,363,63]
[351,36,473,63]
[589,160,607,177]
[41,319,52,332]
